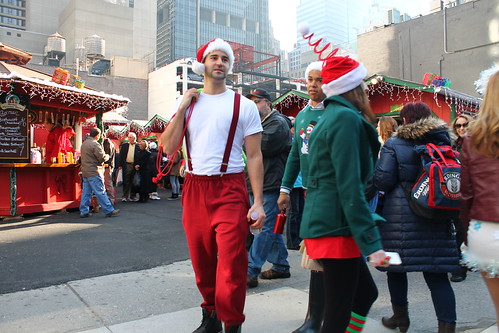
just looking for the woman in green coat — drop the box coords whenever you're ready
[300,55,388,333]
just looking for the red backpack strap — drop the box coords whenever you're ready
[220,93,241,173]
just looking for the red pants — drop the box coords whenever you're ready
[182,172,249,325]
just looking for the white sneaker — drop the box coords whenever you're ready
[151,194,161,200]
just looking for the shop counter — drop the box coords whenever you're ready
[0,163,81,217]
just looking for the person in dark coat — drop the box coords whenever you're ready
[134,140,152,203]
[148,142,161,200]
[118,132,140,202]
[374,102,460,333]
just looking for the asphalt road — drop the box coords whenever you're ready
[0,187,188,294]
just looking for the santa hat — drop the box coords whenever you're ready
[299,23,367,97]
[305,61,324,80]
[321,57,367,97]
[192,38,234,75]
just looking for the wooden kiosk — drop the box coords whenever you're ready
[0,45,129,217]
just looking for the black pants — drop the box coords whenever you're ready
[286,187,304,248]
[320,257,378,333]
[387,271,456,322]
[122,163,136,199]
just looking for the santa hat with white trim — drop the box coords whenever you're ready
[299,23,367,97]
[191,38,235,75]
[305,61,324,80]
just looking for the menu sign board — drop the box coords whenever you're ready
[0,102,29,160]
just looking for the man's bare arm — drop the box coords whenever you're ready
[160,88,199,155]
[245,132,265,229]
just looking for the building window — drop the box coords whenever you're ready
[200,8,211,22]
[6,31,10,35]
[216,12,226,26]
[246,19,256,33]
[231,15,242,29]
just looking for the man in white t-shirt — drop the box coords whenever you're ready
[161,38,265,333]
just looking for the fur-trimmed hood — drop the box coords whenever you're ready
[394,117,454,144]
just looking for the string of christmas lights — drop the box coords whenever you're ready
[0,78,128,112]
[367,80,481,117]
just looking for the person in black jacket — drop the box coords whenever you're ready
[245,88,292,289]
[118,132,139,202]
[134,140,152,203]
[374,102,459,333]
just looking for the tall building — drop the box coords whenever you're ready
[156,0,274,67]
[0,0,26,31]
[0,0,155,68]
[296,0,367,51]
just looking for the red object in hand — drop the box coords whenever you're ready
[273,210,287,234]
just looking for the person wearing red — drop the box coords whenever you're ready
[43,119,75,163]
[461,70,499,328]
[161,38,264,333]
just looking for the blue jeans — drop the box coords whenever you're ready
[80,175,115,215]
[170,175,180,194]
[248,190,290,278]
[387,271,456,322]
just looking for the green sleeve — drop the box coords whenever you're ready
[281,130,301,191]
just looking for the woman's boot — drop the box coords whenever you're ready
[438,320,456,333]
[381,304,410,333]
[292,271,324,333]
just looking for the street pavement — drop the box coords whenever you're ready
[0,187,497,333]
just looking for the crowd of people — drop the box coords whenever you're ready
[153,37,498,333]
[70,35,498,333]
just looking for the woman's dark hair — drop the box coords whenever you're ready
[399,102,432,124]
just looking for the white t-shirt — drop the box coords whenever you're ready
[173,89,262,175]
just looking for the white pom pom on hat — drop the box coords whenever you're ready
[298,22,310,36]
[191,38,235,75]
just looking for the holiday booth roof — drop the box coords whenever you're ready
[85,109,130,126]
[366,74,482,115]
[272,90,310,117]
[105,114,170,140]
[0,63,130,113]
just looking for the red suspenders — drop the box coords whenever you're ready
[185,92,241,174]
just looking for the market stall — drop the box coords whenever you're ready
[272,90,309,118]
[366,74,481,122]
[0,54,129,217]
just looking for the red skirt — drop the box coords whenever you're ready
[304,236,361,259]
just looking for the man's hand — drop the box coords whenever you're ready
[277,192,290,211]
[178,88,200,110]
[247,204,265,230]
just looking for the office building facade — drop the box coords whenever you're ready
[156,0,274,67]
[0,0,155,67]
[296,0,366,51]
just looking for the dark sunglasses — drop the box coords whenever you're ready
[455,123,468,128]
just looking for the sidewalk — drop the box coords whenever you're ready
[0,250,496,333]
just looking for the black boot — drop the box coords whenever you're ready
[438,320,456,333]
[224,323,242,333]
[292,271,324,333]
[381,304,410,333]
[193,308,223,333]
[450,266,467,282]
